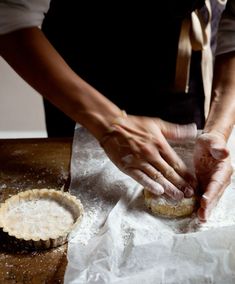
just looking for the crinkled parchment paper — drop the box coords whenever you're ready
[64,125,235,284]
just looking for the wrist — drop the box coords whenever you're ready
[58,77,126,141]
[80,109,127,141]
[202,124,232,142]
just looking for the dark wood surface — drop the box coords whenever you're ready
[0,138,73,284]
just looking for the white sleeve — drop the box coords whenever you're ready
[216,0,235,55]
[0,0,50,35]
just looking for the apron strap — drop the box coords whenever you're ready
[175,0,212,118]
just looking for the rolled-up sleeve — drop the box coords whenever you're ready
[216,0,235,55]
[0,0,50,35]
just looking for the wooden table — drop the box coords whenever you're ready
[0,138,73,284]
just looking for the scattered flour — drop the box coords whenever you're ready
[69,129,235,245]
[69,206,99,245]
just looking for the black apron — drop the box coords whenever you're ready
[41,0,216,137]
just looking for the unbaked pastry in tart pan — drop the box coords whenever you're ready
[0,189,83,249]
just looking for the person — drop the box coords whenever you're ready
[0,0,233,222]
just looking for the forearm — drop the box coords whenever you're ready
[204,51,235,141]
[0,27,122,140]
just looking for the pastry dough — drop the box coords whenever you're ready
[0,189,83,248]
[144,189,197,218]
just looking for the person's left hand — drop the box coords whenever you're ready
[194,132,233,222]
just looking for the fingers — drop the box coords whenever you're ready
[197,162,233,222]
[195,133,232,222]
[101,117,197,200]
[125,168,164,195]
[201,169,232,205]
[122,155,185,200]
[196,132,229,160]
[155,176,184,200]
[149,155,195,197]
[197,188,225,222]
[157,136,197,188]
[119,132,196,200]
[158,120,197,141]
[124,167,184,200]
[210,145,229,160]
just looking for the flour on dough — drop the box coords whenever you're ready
[144,189,197,218]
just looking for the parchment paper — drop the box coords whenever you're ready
[64,125,235,284]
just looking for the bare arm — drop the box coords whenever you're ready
[195,52,235,221]
[204,51,235,139]
[0,27,197,198]
[0,27,122,141]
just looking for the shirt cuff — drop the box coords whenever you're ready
[0,2,49,35]
[216,17,235,55]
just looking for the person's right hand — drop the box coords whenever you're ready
[194,132,233,221]
[100,114,197,200]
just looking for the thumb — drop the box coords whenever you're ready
[210,144,229,160]
[200,133,229,160]
[159,120,197,141]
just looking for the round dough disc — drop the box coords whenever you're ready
[144,189,197,218]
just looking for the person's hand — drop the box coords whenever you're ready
[194,132,233,222]
[100,114,197,200]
